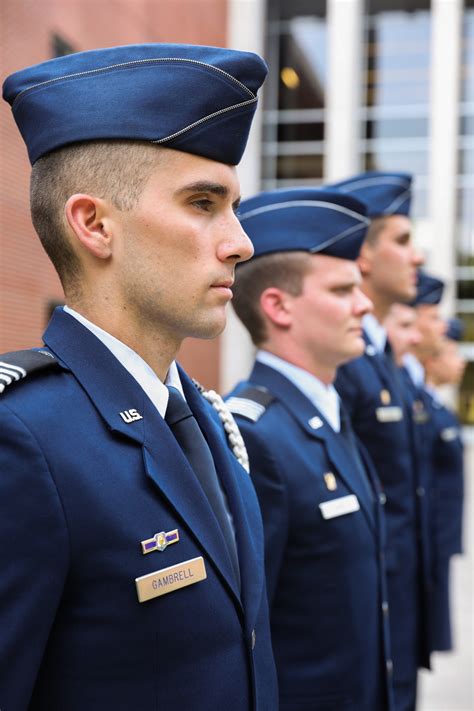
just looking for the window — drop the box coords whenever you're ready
[262,0,327,189]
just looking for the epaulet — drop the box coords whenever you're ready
[193,380,250,473]
[0,349,59,394]
[225,386,275,423]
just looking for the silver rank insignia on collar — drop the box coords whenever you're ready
[141,529,179,554]
[308,416,323,430]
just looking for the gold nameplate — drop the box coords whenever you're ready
[323,472,338,491]
[135,556,207,603]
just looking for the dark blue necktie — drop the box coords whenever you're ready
[165,386,240,586]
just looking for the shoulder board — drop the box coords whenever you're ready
[226,386,275,423]
[0,349,59,394]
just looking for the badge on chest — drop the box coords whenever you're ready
[135,556,207,603]
[375,406,403,423]
[319,494,360,520]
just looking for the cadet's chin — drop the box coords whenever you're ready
[191,310,227,341]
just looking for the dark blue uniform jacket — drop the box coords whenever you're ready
[424,390,464,651]
[227,361,394,711]
[0,309,277,711]
[335,337,432,686]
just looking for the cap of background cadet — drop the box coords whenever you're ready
[238,187,369,260]
[2,43,267,166]
[446,318,464,342]
[327,171,412,218]
[411,269,445,306]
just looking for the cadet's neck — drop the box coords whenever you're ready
[360,282,392,322]
[66,298,179,381]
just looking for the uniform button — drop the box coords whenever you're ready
[379,492,387,505]
[416,486,425,497]
[251,629,256,650]
[382,601,389,616]
[386,659,393,676]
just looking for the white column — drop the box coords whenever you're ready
[427,0,463,315]
[220,0,265,392]
[324,0,365,181]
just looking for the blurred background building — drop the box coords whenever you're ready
[4,0,472,421]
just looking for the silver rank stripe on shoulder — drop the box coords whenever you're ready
[0,362,27,393]
[226,396,265,422]
[141,529,179,554]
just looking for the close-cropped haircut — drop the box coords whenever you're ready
[232,251,312,346]
[30,140,163,292]
[365,216,389,245]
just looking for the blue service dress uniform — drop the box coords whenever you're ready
[335,336,432,711]
[423,390,464,651]
[0,308,278,711]
[227,361,394,711]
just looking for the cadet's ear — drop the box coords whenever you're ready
[357,240,373,277]
[65,194,113,259]
[260,287,293,329]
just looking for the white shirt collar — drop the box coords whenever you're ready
[402,352,425,388]
[256,350,341,431]
[363,313,387,353]
[63,306,183,417]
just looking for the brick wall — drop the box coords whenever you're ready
[0,0,227,389]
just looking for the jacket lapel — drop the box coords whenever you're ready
[43,309,241,607]
[249,362,376,534]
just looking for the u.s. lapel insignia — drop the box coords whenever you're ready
[308,416,323,430]
[324,472,338,491]
[380,389,391,405]
[119,408,143,423]
[366,344,376,356]
[141,529,179,555]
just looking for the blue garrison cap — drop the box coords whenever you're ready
[2,43,267,166]
[411,270,445,306]
[446,318,464,342]
[327,171,412,218]
[238,188,370,260]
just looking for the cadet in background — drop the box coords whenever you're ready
[330,172,429,711]
[226,187,395,711]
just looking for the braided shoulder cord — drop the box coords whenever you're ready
[193,380,250,474]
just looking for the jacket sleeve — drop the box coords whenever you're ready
[0,403,69,710]
[236,420,289,605]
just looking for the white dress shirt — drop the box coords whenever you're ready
[403,352,425,388]
[63,306,183,416]
[362,313,387,353]
[256,350,341,432]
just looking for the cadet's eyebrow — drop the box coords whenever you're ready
[176,181,241,211]
[176,181,230,198]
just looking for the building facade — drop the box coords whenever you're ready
[227,0,474,424]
